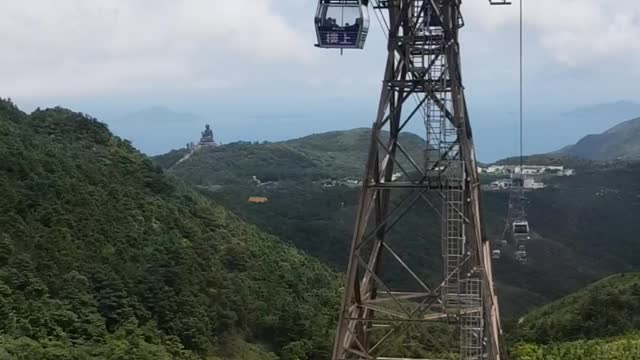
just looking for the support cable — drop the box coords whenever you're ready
[519,0,524,189]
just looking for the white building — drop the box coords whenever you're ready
[481,164,575,178]
[486,165,506,174]
[524,178,545,189]
[489,177,545,190]
[545,166,564,172]
[512,165,567,176]
[490,179,512,190]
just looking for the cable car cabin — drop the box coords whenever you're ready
[515,245,527,263]
[492,250,501,260]
[511,177,524,188]
[513,220,530,236]
[315,0,370,49]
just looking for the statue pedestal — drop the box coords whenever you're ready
[199,136,215,146]
[199,125,216,146]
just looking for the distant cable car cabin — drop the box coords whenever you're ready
[248,196,268,204]
[492,250,501,260]
[512,220,530,236]
[511,177,524,188]
[515,245,527,263]
[315,0,370,49]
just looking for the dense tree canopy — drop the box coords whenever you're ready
[513,273,640,343]
[511,333,640,360]
[0,99,340,359]
[509,273,640,359]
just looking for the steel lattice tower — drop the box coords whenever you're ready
[331,1,503,359]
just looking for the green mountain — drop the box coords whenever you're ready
[510,273,640,359]
[514,273,640,343]
[155,128,426,183]
[0,99,339,360]
[562,116,640,160]
[156,129,640,319]
[511,333,640,360]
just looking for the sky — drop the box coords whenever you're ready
[1,0,640,161]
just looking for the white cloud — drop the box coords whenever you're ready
[2,0,639,108]
[464,0,640,67]
[0,0,311,98]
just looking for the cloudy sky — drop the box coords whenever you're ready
[2,0,639,161]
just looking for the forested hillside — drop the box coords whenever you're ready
[511,333,640,360]
[0,99,340,359]
[156,129,640,319]
[5,98,639,359]
[510,273,640,359]
[513,273,640,343]
[155,128,426,183]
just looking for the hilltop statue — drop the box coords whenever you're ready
[202,124,213,138]
[199,124,216,146]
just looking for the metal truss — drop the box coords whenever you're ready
[331,1,503,359]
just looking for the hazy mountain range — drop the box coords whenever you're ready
[560,116,640,161]
[108,100,640,161]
